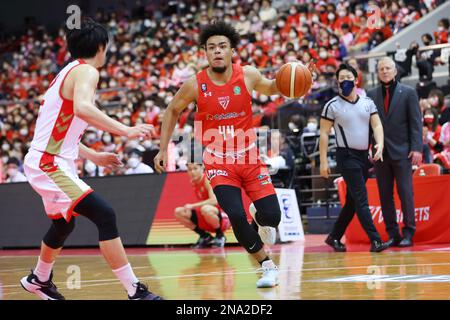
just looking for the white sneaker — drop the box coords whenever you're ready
[256,260,279,288]
[249,203,277,245]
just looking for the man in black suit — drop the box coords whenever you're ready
[367,57,423,247]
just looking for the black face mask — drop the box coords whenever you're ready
[339,80,355,96]
[423,41,431,46]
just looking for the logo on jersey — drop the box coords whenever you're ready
[204,92,212,97]
[206,169,229,180]
[218,96,230,110]
[205,111,246,121]
[233,86,241,95]
[257,174,272,186]
[201,83,207,92]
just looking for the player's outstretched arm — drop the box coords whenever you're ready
[73,65,153,139]
[154,76,197,173]
[79,143,122,169]
[244,65,280,96]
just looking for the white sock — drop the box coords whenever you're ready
[34,257,54,282]
[112,263,139,296]
[262,260,277,270]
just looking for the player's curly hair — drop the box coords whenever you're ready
[199,21,240,49]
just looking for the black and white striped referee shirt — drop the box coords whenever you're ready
[321,95,378,150]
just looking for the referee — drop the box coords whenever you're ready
[319,63,389,253]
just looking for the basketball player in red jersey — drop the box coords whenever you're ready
[175,163,231,248]
[20,18,161,300]
[154,22,284,288]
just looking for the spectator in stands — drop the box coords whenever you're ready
[125,148,154,175]
[1,140,12,163]
[287,114,306,134]
[100,132,117,153]
[428,89,450,125]
[302,116,319,134]
[83,159,101,177]
[338,23,354,49]
[391,41,419,80]
[330,34,347,61]
[417,33,440,81]
[434,18,449,44]
[423,108,443,156]
[259,0,277,23]
[368,31,384,51]
[347,57,366,97]
[5,157,27,183]
[316,46,338,73]
[435,120,450,169]
[422,125,432,164]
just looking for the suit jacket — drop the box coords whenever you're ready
[367,83,422,160]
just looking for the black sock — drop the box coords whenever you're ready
[194,226,209,238]
[258,256,270,266]
[215,228,224,238]
[215,213,224,237]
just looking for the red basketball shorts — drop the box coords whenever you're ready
[202,147,276,202]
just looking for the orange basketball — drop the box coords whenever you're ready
[275,62,312,99]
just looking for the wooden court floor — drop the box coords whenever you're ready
[2,235,450,300]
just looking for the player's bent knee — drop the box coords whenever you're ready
[175,208,191,220]
[254,195,282,227]
[175,207,185,215]
[74,192,119,242]
[174,210,183,219]
[263,210,281,227]
[43,218,76,249]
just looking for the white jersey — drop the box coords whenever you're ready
[30,59,89,160]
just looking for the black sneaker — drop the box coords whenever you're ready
[193,234,213,249]
[128,282,163,300]
[20,269,65,300]
[211,235,226,248]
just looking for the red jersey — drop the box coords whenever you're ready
[192,174,224,213]
[195,64,256,153]
[192,174,210,201]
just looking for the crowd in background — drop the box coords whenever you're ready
[0,0,449,183]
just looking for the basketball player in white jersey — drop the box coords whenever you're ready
[20,18,162,300]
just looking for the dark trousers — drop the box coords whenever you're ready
[330,148,381,242]
[416,59,434,80]
[373,152,416,239]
